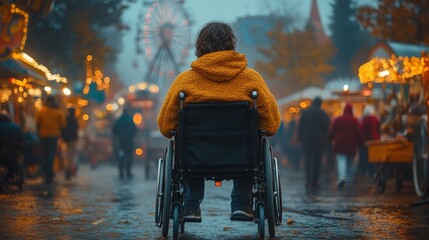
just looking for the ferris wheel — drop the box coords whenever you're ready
[136,0,192,97]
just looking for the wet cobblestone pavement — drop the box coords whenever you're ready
[0,163,428,239]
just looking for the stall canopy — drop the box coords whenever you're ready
[358,56,426,84]
[277,86,335,107]
[358,42,429,84]
[0,58,47,81]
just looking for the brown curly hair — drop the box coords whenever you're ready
[195,22,237,58]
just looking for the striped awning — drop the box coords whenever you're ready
[0,58,47,82]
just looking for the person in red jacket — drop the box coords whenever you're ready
[359,104,380,177]
[329,103,363,189]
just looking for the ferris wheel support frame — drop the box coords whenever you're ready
[143,41,181,99]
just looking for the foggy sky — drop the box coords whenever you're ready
[115,0,373,86]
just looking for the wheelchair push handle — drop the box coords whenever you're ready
[179,92,185,109]
[251,90,257,108]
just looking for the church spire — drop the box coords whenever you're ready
[307,0,328,44]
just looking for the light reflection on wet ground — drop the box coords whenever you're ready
[0,163,428,239]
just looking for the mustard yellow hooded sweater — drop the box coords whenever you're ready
[157,50,281,138]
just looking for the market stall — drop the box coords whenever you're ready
[1,2,69,127]
[358,51,429,195]
[277,84,376,124]
[1,1,74,179]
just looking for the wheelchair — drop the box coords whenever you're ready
[155,91,283,239]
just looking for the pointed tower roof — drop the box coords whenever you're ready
[307,0,329,45]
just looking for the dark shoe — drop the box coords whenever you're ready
[337,180,345,190]
[65,170,72,180]
[183,202,202,222]
[44,179,56,185]
[311,182,319,189]
[231,209,254,221]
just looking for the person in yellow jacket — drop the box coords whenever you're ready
[158,22,281,220]
[36,95,66,184]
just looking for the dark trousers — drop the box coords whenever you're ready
[184,177,253,212]
[303,144,323,186]
[359,146,374,176]
[40,137,59,183]
[2,157,17,180]
[117,140,133,176]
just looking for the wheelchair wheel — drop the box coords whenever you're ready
[155,158,165,226]
[257,204,265,239]
[395,174,403,193]
[376,174,386,193]
[263,138,276,237]
[273,157,283,225]
[161,140,174,237]
[172,204,180,240]
[180,218,185,233]
[413,119,429,198]
[180,205,185,233]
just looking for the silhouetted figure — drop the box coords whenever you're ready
[298,96,330,189]
[62,107,79,180]
[285,116,302,169]
[359,104,380,177]
[36,95,66,184]
[112,108,137,179]
[0,112,23,182]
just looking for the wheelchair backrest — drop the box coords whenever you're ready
[177,100,259,178]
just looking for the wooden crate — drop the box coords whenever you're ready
[366,140,413,163]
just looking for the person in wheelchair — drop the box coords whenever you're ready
[158,22,281,221]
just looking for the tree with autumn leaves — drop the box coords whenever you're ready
[24,0,135,86]
[357,0,429,45]
[255,21,335,97]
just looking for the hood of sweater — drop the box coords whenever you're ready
[191,50,247,82]
[343,103,354,116]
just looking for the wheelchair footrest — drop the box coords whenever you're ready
[230,215,254,221]
[183,217,202,223]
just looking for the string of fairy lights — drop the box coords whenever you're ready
[1,4,69,106]
[359,55,428,84]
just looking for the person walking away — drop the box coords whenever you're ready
[359,104,380,178]
[272,121,285,165]
[285,115,302,169]
[61,107,79,180]
[36,95,66,184]
[112,108,137,179]
[329,103,363,189]
[298,96,330,189]
[0,111,23,183]
[157,22,281,221]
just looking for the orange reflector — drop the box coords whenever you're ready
[215,181,222,187]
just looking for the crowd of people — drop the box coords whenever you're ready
[276,88,421,190]
[0,95,80,185]
[0,93,142,186]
